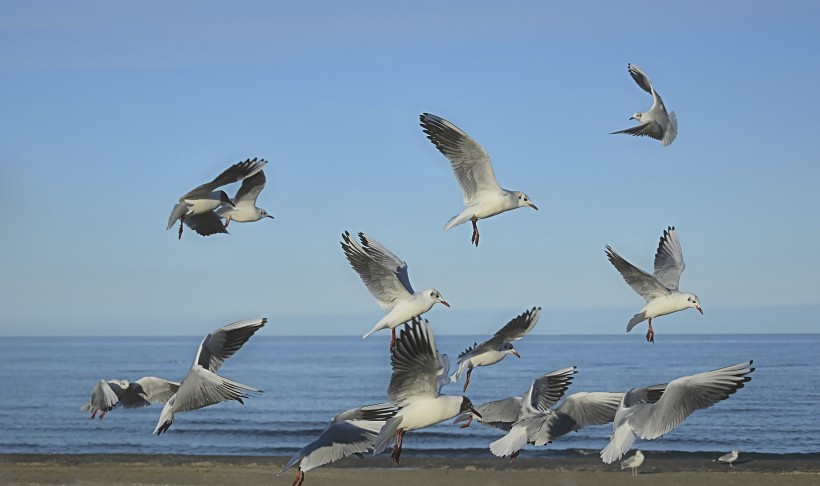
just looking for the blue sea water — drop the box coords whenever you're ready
[1,334,818,458]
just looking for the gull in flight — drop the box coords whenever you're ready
[167,158,266,239]
[154,318,266,435]
[600,360,755,464]
[620,450,645,475]
[341,231,449,352]
[716,450,739,467]
[450,307,541,391]
[373,319,481,465]
[605,226,702,343]
[279,403,399,486]
[81,377,179,420]
[217,169,274,228]
[611,63,677,146]
[419,113,538,246]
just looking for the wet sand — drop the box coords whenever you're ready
[3,453,819,485]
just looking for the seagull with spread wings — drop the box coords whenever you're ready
[81,377,179,420]
[217,169,274,228]
[606,226,702,343]
[419,113,538,246]
[611,63,677,146]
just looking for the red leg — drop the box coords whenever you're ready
[646,318,655,343]
[292,468,304,486]
[510,450,520,461]
[471,219,480,246]
[460,415,474,429]
[99,411,106,420]
[223,216,231,229]
[390,329,396,353]
[390,429,405,465]
[463,368,473,392]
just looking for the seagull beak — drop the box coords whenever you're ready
[470,407,482,419]
[697,306,704,315]
[265,214,275,219]
[629,115,637,121]
[228,200,237,209]
[440,300,450,307]
[528,203,538,210]
[512,350,521,358]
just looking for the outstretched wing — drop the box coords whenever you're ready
[181,158,266,199]
[485,307,541,350]
[606,246,671,301]
[184,212,230,236]
[627,63,653,94]
[341,231,413,308]
[522,366,577,413]
[546,391,624,439]
[653,226,685,291]
[610,121,664,141]
[387,319,442,406]
[233,170,267,208]
[119,377,181,409]
[193,318,267,372]
[171,366,262,413]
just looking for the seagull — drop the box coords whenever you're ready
[419,113,538,246]
[605,226,702,343]
[620,450,645,475]
[600,360,755,464]
[81,377,179,420]
[341,231,449,351]
[279,403,399,486]
[716,450,739,467]
[153,318,266,435]
[216,169,274,228]
[450,307,541,391]
[167,158,266,239]
[611,63,677,146]
[373,318,481,465]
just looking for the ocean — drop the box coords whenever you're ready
[1,333,818,458]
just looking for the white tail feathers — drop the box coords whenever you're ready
[444,210,473,231]
[373,416,402,455]
[489,425,529,458]
[626,312,646,332]
[600,424,637,464]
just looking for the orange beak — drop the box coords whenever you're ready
[512,350,521,358]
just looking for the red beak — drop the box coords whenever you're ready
[512,350,521,358]
[529,203,538,210]
[440,300,450,307]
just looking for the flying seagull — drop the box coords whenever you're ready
[216,169,274,228]
[279,403,399,486]
[167,158,266,239]
[450,307,541,391]
[600,360,755,464]
[605,226,702,343]
[341,231,448,351]
[419,113,538,246]
[373,319,480,465]
[154,318,266,435]
[81,377,179,419]
[611,63,677,146]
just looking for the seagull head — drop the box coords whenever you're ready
[218,190,236,209]
[153,395,176,435]
[459,397,482,418]
[515,192,538,211]
[686,294,703,315]
[258,208,275,220]
[630,112,643,121]
[429,289,449,307]
[503,342,521,358]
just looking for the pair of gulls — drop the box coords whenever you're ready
[280,317,753,485]
[167,158,274,239]
[83,318,266,435]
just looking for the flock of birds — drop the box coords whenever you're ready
[83,64,754,484]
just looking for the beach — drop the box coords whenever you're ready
[3,454,820,486]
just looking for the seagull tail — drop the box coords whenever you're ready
[600,424,636,464]
[362,321,386,340]
[626,312,647,332]
[489,425,529,458]
[444,210,473,231]
[373,416,402,455]
[662,112,678,146]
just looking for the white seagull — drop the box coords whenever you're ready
[600,360,755,464]
[167,158,266,239]
[154,318,266,435]
[279,403,399,486]
[606,226,702,343]
[341,231,449,351]
[716,450,739,467]
[611,63,677,146]
[373,319,480,465]
[81,377,179,420]
[216,169,274,228]
[620,450,645,475]
[419,113,538,246]
[450,307,541,391]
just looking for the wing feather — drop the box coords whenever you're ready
[653,226,685,291]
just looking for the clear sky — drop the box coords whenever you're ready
[1,1,818,336]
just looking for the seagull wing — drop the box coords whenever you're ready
[605,246,671,301]
[181,158,266,199]
[653,227,685,291]
[546,391,625,439]
[469,396,524,431]
[192,318,267,373]
[627,63,653,94]
[420,113,502,204]
[341,231,413,308]
[610,121,665,141]
[83,379,121,413]
[232,170,267,208]
[522,366,577,413]
[184,212,230,236]
[119,377,181,409]
[484,307,542,351]
[170,366,262,413]
[387,319,442,406]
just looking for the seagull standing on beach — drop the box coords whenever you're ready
[81,377,179,419]
[154,318,266,435]
[600,361,755,464]
[279,403,399,486]
[167,158,266,239]
[373,319,481,465]
[611,63,677,146]
[606,226,703,343]
[450,307,541,391]
[717,450,739,467]
[216,169,274,228]
[341,231,449,352]
[419,113,538,246]
[620,450,645,475]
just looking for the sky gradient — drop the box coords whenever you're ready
[1,1,819,336]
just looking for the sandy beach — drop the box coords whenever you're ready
[3,453,820,486]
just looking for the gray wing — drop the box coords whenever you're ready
[184,212,229,236]
[341,231,413,309]
[628,361,754,440]
[420,113,502,203]
[605,246,671,301]
[119,377,181,409]
[523,366,577,413]
[653,227,685,291]
[471,396,524,431]
[546,392,625,439]
[627,63,653,94]
[483,307,541,350]
[170,366,262,413]
[193,318,267,372]
[610,121,665,141]
[233,170,266,208]
[180,158,266,200]
[82,379,122,413]
[387,319,442,406]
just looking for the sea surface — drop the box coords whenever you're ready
[1,334,818,458]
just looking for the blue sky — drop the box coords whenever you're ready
[1,1,818,336]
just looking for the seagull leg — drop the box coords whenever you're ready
[291,468,304,486]
[471,219,480,246]
[390,429,405,465]
[223,215,231,229]
[510,450,520,461]
[463,368,473,392]
[90,408,97,419]
[99,411,106,420]
[390,329,397,353]
[178,218,184,239]
[459,415,474,429]
[646,318,655,343]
